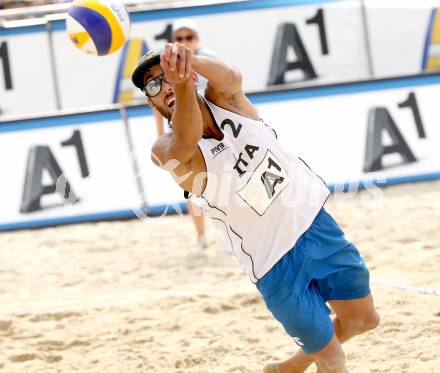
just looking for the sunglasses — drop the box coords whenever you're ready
[175,34,195,42]
[142,73,168,97]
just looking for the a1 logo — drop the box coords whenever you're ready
[267,8,329,86]
[364,92,427,173]
[20,130,90,213]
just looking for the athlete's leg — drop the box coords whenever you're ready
[261,209,378,373]
[264,333,347,373]
[329,294,380,342]
[310,334,347,373]
[187,200,207,248]
[263,295,379,373]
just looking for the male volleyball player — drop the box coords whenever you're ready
[132,43,380,373]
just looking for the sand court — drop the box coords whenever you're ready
[0,181,439,372]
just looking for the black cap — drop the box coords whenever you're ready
[131,48,162,89]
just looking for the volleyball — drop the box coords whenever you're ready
[66,0,130,56]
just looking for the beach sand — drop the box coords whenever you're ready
[0,181,439,372]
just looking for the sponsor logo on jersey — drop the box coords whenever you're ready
[211,142,227,156]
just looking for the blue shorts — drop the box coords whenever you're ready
[256,208,370,354]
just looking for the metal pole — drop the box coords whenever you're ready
[360,0,375,78]
[45,20,62,110]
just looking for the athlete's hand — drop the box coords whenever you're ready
[160,43,194,86]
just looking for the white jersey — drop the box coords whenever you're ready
[195,98,330,283]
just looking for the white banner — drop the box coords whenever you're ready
[365,0,440,78]
[0,26,57,116]
[6,0,440,118]
[1,73,439,230]
[256,78,440,187]
[126,0,369,92]
[2,0,371,116]
[0,110,141,229]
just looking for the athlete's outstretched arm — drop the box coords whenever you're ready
[192,54,259,119]
[193,55,242,95]
[152,44,203,168]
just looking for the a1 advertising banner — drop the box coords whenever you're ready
[365,0,440,78]
[0,25,57,116]
[0,110,141,230]
[255,76,440,188]
[2,73,439,231]
[49,0,370,110]
[129,0,369,89]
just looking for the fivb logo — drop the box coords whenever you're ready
[211,142,226,156]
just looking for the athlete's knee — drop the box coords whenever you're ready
[363,309,380,331]
[341,309,380,336]
[356,308,380,333]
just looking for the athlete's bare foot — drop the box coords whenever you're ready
[263,363,281,373]
[263,357,311,373]
[263,361,325,373]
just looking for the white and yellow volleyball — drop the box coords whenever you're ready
[66,0,130,56]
